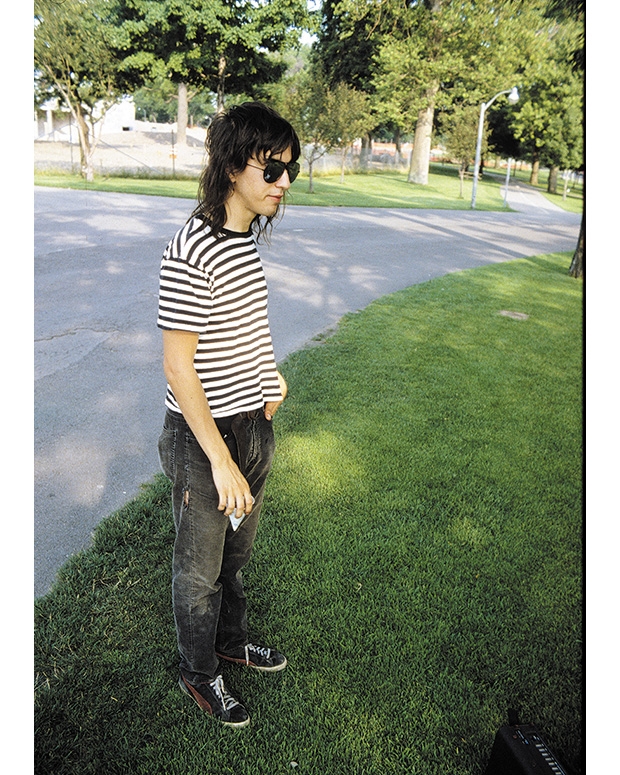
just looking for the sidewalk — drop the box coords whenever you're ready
[500,181,569,213]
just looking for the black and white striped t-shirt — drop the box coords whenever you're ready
[157,216,283,418]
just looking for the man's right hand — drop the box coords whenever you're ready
[163,329,253,517]
[211,458,254,517]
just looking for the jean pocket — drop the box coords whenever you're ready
[158,426,176,480]
[231,413,276,476]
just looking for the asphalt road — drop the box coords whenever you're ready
[34,185,581,597]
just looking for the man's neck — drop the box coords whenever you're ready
[223,201,254,234]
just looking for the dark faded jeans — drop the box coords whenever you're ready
[158,408,276,682]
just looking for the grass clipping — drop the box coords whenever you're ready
[35,253,582,775]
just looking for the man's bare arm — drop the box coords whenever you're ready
[162,329,253,516]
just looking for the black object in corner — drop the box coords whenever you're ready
[484,711,570,775]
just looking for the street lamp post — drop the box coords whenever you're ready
[503,157,513,207]
[470,87,519,209]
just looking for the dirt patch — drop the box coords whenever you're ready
[498,310,530,321]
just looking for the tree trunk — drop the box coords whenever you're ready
[569,217,584,278]
[529,156,540,186]
[458,164,466,199]
[408,83,439,185]
[74,108,95,182]
[359,134,371,171]
[56,81,95,181]
[340,147,348,183]
[547,165,559,194]
[217,56,227,113]
[394,126,402,165]
[177,82,188,145]
[308,159,315,193]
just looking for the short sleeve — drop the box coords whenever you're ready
[157,222,213,332]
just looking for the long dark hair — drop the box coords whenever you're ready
[191,102,301,241]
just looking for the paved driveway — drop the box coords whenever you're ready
[34,186,581,596]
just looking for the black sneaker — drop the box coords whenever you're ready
[217,643,288,672]
[179,673,250,727]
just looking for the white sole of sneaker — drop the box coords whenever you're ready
[178,676,251,728]
[217,653,288,672]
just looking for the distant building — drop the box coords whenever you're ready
[34,96,136,141]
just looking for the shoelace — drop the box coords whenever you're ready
[210,675,239,710]
[245,643,271,664]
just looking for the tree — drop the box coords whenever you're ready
[542,87,583,195]
[312,0,394,169]
[443,105,488,199]
[486,103,524,163]
[509,21,583,188]
[133,75,215,125]
[547,0,584,71]
[34,0,125,181]
[278,74,374,192]
[132,75,183,123]
[312,0,377,92]
[338,0,551,185]
[277,67,336,194]
[111,0,312,143]
[323,83,374,183]
[569,220,583,279]
[546,0,584,279]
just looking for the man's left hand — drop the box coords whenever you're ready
[264,371,288,420]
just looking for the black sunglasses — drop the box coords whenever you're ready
[246,159,300,183]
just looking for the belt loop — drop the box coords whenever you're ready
[239,409,261,421]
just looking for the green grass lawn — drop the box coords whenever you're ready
[289,167,506,210]
[34,252,582,775]
[34,163,583,213]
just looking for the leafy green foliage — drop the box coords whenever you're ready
[35,254,582,775]
[35,0,121,108]
[34,0,128,178]
[311,0,380,92]
[442,106,485,166]
[132,75,215,124]
[509,20,584,171]
[275,64,338,191]
[313,0,583,187]
[110,0,312,107]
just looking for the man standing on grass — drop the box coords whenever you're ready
[157,102,301,727]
